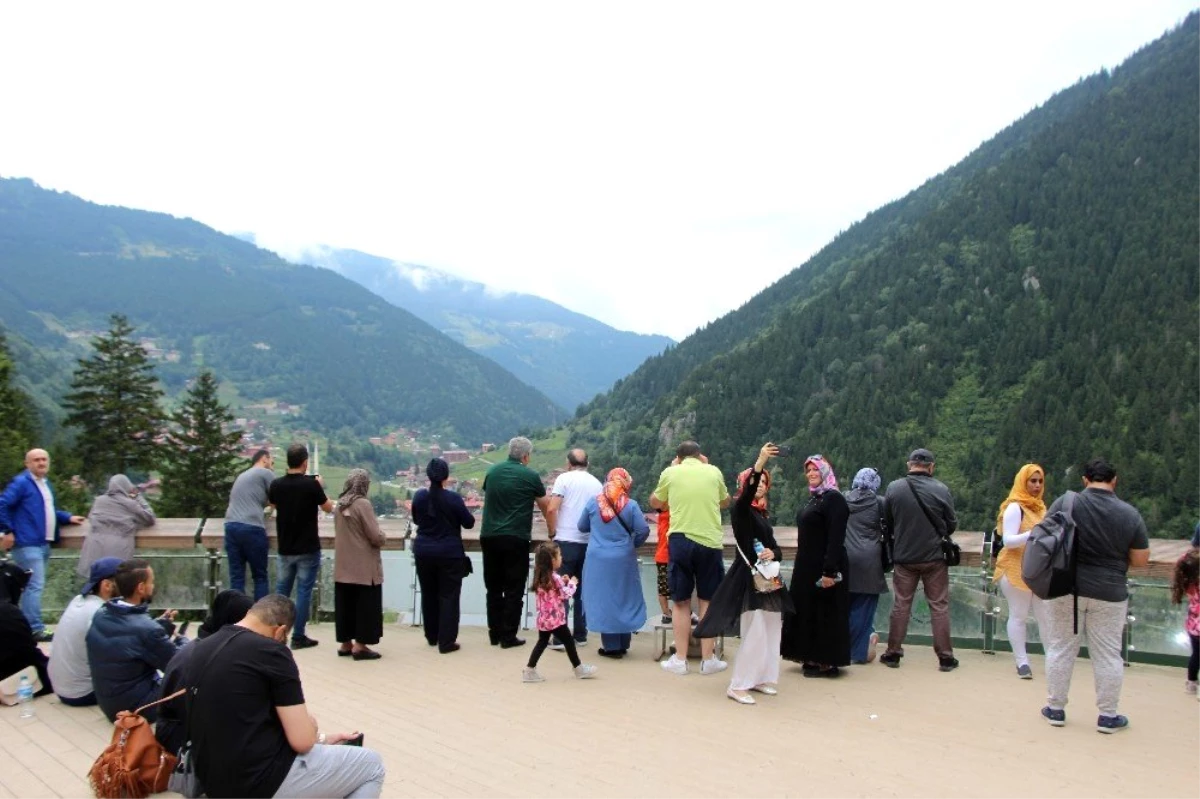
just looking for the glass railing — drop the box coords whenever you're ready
[36,549,1190,665]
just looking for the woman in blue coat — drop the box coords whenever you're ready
[579,468,649,657]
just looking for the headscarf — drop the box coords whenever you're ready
[106,474,135,497]
[996,463,1047,531]
[0,561,31,606]
[596,467,632,523]
[197,589,254,639]
[736,467,770,514]
[850,467,881,494]
[338,468,371,515]
[804,455,839,494]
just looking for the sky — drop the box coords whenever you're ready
[1,2,1195,341]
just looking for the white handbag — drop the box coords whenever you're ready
[0,665,41,706]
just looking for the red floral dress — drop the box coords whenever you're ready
[535,573,576,631]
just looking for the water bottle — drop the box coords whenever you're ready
[753,540,765,558]
[17,675,34,718]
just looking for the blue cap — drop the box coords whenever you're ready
[81,557,122,596]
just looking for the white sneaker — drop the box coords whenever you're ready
[522,667,544,683]
[660,654,688,675]
[548,641,566,651]
[574,664,597,679]
[700,656,728,675]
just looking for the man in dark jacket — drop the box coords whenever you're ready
[880,448,959,672]
[86,558,187,721]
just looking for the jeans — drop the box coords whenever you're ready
[277,551,321,639]
[225,522,270,600]
[11,544,49,634]
[848,593,881,663]
[557,540,588,642]
[414,555,463,650]
[272,743,387,799]
[886,560,953,659]
[481,536,530,642]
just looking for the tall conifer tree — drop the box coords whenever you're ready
[157,370,243,517]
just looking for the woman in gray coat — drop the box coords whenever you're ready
[845,468,888,664]
[76,475,156,577]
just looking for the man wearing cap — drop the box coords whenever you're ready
[880,448,959,671]
[48,556,121,706]
[0,448,87,641]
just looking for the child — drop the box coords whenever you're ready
[1170,548,1199,694]
[523,542,597,682]
[655,507,672,624]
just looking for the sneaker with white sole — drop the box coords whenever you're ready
[1016,664,1033,680]
[1096,714,1129,734]
[522,667,544,683]
[574,664,597,679]
[700,656,728,675]
[548,641,566,651]
[660,654,688,675]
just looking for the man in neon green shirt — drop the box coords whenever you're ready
[650,441,730,676]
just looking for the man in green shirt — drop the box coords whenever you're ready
[480,437,555,648]
[650,440,730,676]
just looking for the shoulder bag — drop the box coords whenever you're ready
[905,478,960,567]
[736,542,783,593]
[168,630,241,798]
[88,689,187,799]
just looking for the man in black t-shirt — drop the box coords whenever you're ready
[188,595,386,799]
[268,444,334,649]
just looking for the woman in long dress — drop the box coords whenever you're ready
[332,469,385,660]
[76,475,156,578]
[991,463,1047,679]
[578,468,649,657]
[695,443,795,704]
[780,455,850,677]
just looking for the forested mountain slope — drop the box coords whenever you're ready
[569,16,1199,535]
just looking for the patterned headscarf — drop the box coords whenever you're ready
[995,463,1047,531]
[804,455,839,494]
[736,467,770,514]
[338,468,371,515]
[597,467,632,523]
[850,467,881,494]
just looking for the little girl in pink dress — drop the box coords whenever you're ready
[523,542,597,682]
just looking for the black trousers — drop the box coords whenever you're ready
[481,536,530,641]
[334,582,383,645]
[527,625,581,669]
[1189,634,1198,682]
[415,555,463,650]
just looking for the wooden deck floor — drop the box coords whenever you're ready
[3,624,1197,798]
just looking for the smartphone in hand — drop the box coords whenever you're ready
[342,733,364,747]
[775,444,793,457]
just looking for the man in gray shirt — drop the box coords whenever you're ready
[225,449,275,599]
[880,447,959,672]
[1040,459,1149,734]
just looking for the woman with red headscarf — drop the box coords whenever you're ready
[578,468,650,657]
[695,443,794,704]
[780,454,850,677]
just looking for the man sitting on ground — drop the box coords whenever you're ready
[186,594,386,799]
[48,557,121,706]
[86,558,186,721]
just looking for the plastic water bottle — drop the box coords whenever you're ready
[17,675,34,718]
[753,540,765,558]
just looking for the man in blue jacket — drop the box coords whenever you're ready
[86,558,187,722]
[0,449,86,641]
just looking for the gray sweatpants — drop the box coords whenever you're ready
[1043,595,1127,717]
[274,744,387,798]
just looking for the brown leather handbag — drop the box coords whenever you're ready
[88,689,185,798]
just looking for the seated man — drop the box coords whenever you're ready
[187,594,386,799]
[0,561,53,698]
[86,558,186,722]
[49,557,122,706]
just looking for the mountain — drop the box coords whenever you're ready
[0,178,565,444]
[565,16,1200,536]
[269,245,674,412]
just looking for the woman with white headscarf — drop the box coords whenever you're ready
[844,467,889,664]
[76,475,156,578]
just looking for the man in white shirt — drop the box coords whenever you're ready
[546,449,602,646]
[48,556,121,706]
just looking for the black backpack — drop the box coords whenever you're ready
[1021,491,1081,630]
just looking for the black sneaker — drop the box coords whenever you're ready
[499,637,526,649]
[291,635,319,650]
[1041,706,1066,727]
[1096,714,1129,734]
[938,656,959,672]
[879,652,902,668]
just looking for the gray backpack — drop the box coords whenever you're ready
[1021,491,1080,629]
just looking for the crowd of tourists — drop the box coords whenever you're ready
[0,432,1195,796]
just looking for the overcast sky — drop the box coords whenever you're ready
[1,2,1194,340]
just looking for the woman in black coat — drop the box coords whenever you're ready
[780,454,850,677]
[0,561,53,697]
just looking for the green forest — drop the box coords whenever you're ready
[564,16,1200,537]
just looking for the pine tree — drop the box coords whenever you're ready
[63,314,165,484]
[0,331,38,479]
[157,370,244,517]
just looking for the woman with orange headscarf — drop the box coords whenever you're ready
[992,463,1048,679]
[578,468,650,657]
